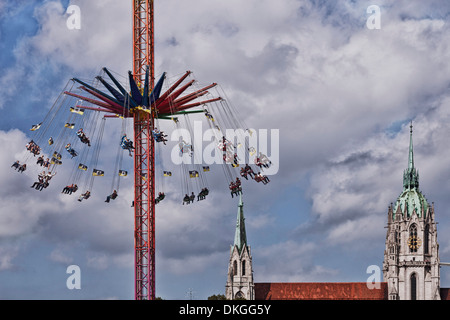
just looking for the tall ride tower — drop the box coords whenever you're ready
[132,0,155,300]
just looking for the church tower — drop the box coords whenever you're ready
[383,123,440,300]
[225,194,255,300]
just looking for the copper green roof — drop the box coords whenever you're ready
[394,189,429,218]
[393,123,429,218]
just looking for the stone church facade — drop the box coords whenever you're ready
[225,194,255,300]
[382,124,441,300]
[225,124,449,300]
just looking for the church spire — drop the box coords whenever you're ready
[384,121,441,300]
[234,193,247,253]
[403,122,419,190]
[408,122,414,170]
[226,193,254,300]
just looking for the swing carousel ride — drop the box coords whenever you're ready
[20,67,272,202]
[12,1,273,300]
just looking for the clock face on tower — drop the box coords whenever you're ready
[408,235,422,251]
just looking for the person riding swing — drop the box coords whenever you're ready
[155,192,165,204]
[76,128,91,147]
[11,160,20,170]
[183,194,190,205]
[65,143,78,158]
[121,134,135,156]
[197,188,209,201]
[78,190,91,202]
[105,189,118,203]
[152,128,168,145]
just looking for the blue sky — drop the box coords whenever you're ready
[1,0,450,300]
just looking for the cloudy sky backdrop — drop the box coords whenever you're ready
[1,0,450,299]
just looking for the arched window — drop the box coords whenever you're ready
[235,291,245,300]
[233,260,238,276]
[424,224,430,255]
[242,260,246,276]
[410,273,417,300]
[409,224,418,253]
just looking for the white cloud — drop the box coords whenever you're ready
[30,1,132,74]
[2,0,450,298]
[305,97,450,263]
[326,215,385,245]
[0,127,135,271]
[0,245,19,271]
[254,240,338,282]
[159,251,225,276]
[86,252,109,270]
[49,247,74,265]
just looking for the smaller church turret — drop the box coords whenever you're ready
[225,194,254,300]
[383,123,440,300]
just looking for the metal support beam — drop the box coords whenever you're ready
[133,0,155,301]
[133,0,154,84]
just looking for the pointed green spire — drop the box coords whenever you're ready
[394,122,429,219]
[234,193,247,254]
[403,122,419,190]
[408,122,414,170]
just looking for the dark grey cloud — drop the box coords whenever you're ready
[2,0,450,298]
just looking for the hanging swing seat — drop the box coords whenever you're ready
[52,151,62,160]
[240,165,255,180]
[76,129,91,146]
[105,190,118,203]
[183,194,191,205]
[119,170,128,177]
[65,143,78,158]
[179,140,193,156]
[93,169,105,176]
[204,110,214,122]
[26,141,40,156]
[229,182,242,198]
[120,135,134,150]
[152,129,168,144]
[155,192,165,204]
[197,188,209,201]
[70,107,85,115]
[62,184,78,194]
[189,170,199,178]
[51,157,62,165]
[217,139,232,153]
[254,173,270,185]
[78,190,91,202]
[30,122,42,131]
[255,152,272,169]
